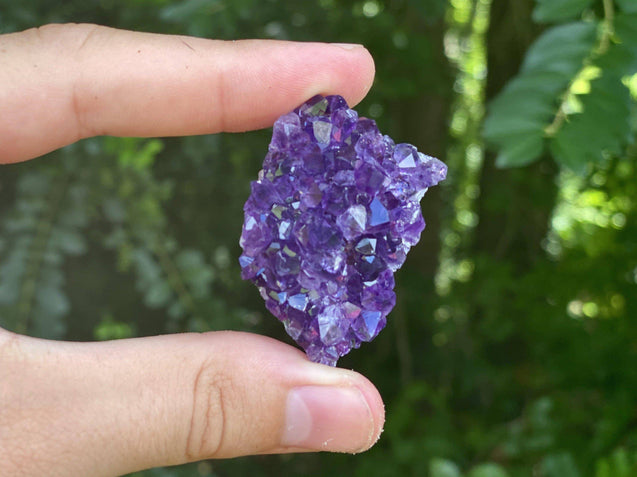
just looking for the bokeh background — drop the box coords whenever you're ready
[1,0,637,476]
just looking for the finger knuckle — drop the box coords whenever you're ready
[185,358,238,460]
[24,23,105,140]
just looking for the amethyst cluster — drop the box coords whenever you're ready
[239,95,446,366]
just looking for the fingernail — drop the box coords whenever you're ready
[331,43,364,51]
[282,385,375,453]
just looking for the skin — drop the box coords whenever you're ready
[0,24,384,477]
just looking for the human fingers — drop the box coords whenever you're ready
[0,329,384,477]
[0,24,375,164]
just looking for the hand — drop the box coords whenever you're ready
[0,24,383,476]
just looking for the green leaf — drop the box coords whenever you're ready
[495,133,544,167]
[35,284,70,317]
[132,249,162,283]
[103,198,126,223]
[551,74,632,170]
[533,0,593,23]
[521,22,597,74]
[17,171,50,196]
[484,22,597,167]
[484,91,554,141]
[0,278,20,305]
[175,249,206,270]
[430,458,462,477]
[31,284,69,339]
[58,205,88,228]
[39,267,64,288]
[597,448,637,477]
[52,229,87,256]
[468,463,509,477]
[176,249,214,298]
[610,448,633,477]
[144,281,173,309]
[617,0,637,13]
[0,250,27,304]
[95,314,135,341]
[168,302,186,320]
[613,14,637,72]
[596,459,612,477]
[134,139,164,171]
[31,310,66,339]
[160,0,221,22]
[541,453,581,477]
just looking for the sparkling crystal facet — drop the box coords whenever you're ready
[240,95,447,366]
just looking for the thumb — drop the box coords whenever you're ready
[0,330,384,476]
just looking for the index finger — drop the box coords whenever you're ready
[0,24,375,164]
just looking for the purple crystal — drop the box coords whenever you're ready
[240,95,447,366]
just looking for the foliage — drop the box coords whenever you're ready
[1,0,636,476]
[0,156,89,338]
[483,0,637,171]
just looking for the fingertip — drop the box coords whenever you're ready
[187,332,385,454]
[307,43,375,109]
[350,371,385,451]
[223,40,376,132]
[333,44,376,108]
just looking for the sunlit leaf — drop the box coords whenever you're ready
[607,448,633,477]
[551,74,632,171]
[95,315,135,341]
[484,22,597,167]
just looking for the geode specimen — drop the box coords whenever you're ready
[239,95,446,366]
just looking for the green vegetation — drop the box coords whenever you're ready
[1,0,636,475]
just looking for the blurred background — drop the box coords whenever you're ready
[1,0,636,476]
